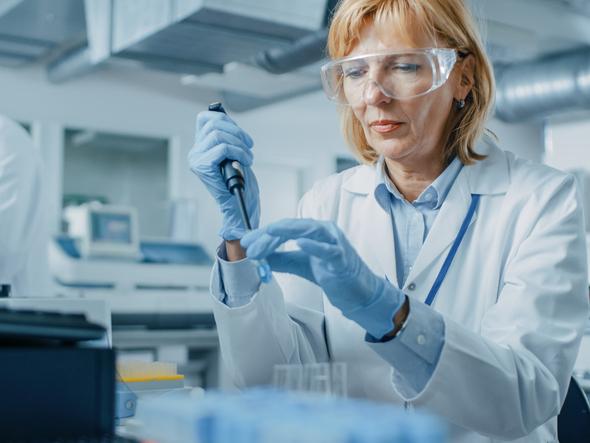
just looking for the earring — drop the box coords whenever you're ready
[455,98,466,110]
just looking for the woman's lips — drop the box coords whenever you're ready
[370,120,403,134]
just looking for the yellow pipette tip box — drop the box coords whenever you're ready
[117,361,185,385]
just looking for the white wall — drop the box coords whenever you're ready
[545,116,590,171]
[0,64,545,255]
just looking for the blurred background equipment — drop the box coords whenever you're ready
[52,203,215,330]
[64,203,140,260]
[137,388,446,443]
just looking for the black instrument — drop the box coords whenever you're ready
[208,102,253,230]
[0,306,106,344]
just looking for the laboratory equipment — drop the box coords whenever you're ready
[272,362,347,397]
[208,102,272,284]
[0,323,115,441]
[137,388,446,443]
[557,377,590,443]
[49,233,215,328]
[64,203,140,260]
[116,381,138,420]
[118,360,185,389]
[51,203,215,328]
[0,306,105,343]
[116,361,193,420]
[51,203,220,390]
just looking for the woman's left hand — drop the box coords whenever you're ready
[241,218,405,338]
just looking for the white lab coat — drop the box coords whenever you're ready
[210,136,589,442]
[0,115,49,297]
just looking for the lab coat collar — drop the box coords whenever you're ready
[465,134,510,196]
[374,155,463,210]
[341,134,510,197]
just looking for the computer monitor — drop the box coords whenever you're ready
[92,211,133,244]
[65,203,140,259]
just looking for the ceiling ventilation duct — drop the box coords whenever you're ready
[48,0,329,83]
[255,0,337,74]
[255,28,327,75]
[495,48,590,122]
[0,0,85,68]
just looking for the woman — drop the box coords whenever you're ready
[188,0,589,441]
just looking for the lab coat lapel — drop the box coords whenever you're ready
[364,191,399,289]
[343,166,399,289]
[403,168,476,290]
[402,135,509,291]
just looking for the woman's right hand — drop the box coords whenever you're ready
[188,110,260,241]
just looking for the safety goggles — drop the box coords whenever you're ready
[320,48,459,105]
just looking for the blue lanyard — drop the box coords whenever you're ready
[423,194,480,306]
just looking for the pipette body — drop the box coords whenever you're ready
[208,102,272,284]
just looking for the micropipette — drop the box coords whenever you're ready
[208,102,272,284]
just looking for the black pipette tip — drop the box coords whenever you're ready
[209,102,226,114]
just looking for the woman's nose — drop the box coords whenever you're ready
[363,79,392,106]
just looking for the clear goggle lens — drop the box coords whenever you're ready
[320,48,458,105]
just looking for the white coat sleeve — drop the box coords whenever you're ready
[395,175,589,439]
[210,190,330,388]
[0,119,40,285]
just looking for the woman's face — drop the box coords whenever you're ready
[348,22,469,168]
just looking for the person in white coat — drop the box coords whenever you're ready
[188,0,589,441]
[0,115,48,297]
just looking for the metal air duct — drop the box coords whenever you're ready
[495,48,590,122]
[255,28,327,74]
[255,0,338,74]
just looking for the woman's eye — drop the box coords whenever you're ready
[391,63,420,73]
[343,67,367,79]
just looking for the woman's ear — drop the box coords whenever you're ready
[456,54,475,100]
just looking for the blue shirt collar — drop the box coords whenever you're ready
[374,155,463,210]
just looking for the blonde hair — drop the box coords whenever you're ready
[327,0,495,165]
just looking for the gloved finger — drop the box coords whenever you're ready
[196,110,224,135]
[199,119,254,149]
[266,251,315,283]
[242,231,284,260]
[265,219,338,245]
[196,130,248,155]
[240,228,266,249]
[189,144,252,173]
[196,143,253,170]
[296,238,342,261]
[196,111,253,147]
[196,110,233,132]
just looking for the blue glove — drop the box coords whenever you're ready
[241,219,406,339]
[188,111,260,240]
